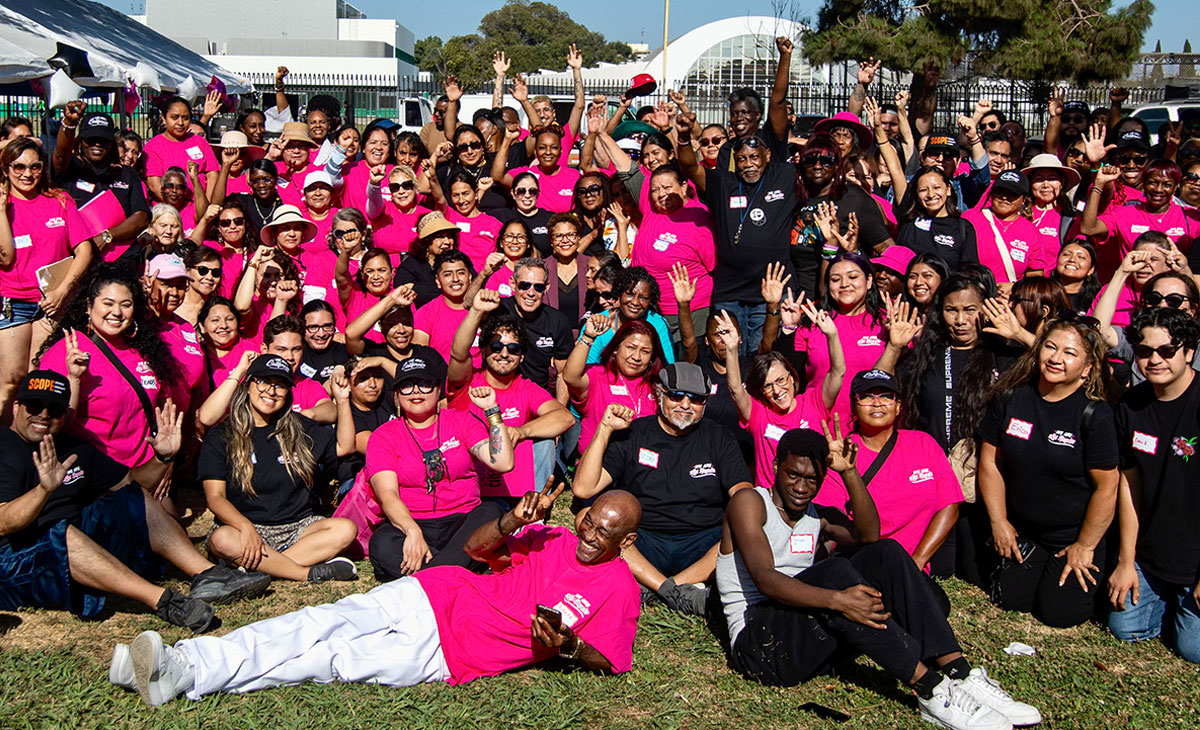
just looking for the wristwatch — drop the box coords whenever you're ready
[99,229,113,247]
[559,635,582,659]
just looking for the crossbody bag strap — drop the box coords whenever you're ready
[860,428,899,486]
[89,333,158,437]
[981,209,1017,282]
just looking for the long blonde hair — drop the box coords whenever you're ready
[224,380,316,498]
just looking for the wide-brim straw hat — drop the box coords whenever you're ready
[1021,153,1081,189]
[260,204,318,244]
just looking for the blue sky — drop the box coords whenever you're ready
[99,0,1193,54]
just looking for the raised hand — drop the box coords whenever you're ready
[1109,87,1129,104]
[329,365,351,401]
[62,100,86,128]
[275,278,299,302]
[1047,88,1064,118]
[894,89,909,114]
[1083,122,1116,165]
[275,66,289,84]
[607,202,628,228]
[1094,164,1121,188]
[957,114,977,139]
[600,403,635,431]
[980,297,1023,341]
[32,436,77,493]
[674,111,696,139]
[667,262,695,307]
[468,385,497,411]
[973,99,993,121]
[884,295,922,348]
[483,251,507,275]
[1165,119,1184,149]
[476,176,494,195]
[760,261,791,307]
[473,287,501,313]
[492,51,510,76]
[63,328,91,380]
[220,145,240,167]
[368,164,386,186]
[203,89,221,118]
[667,89,687,108]
[843,212,860,253]
[511,73,529,102]
[146,398,184,461]
[712,309,742,351]
[821,414,859,474]
[779,288,804,330]
[513,475,567,528]
[864,96,882,132]
[812,200,839,244]
[566,44,583,69]
[856,57,880,85]
[186,160,200,181]
[800,296,836,336]
[777,36,795,56]
[443,74,462,102]
[1119,249,1154,275]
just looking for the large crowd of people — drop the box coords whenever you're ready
[1,38,1198,728]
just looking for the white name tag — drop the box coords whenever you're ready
[76,180,96,193]
[728,195,748,209]
[764,424,786,442]
[789,533,814,554]
[1132,431,1158,454]
[610,384,628,396]
[186,146,204,160]
[456,221,471,233]
[140,375,158,390]
[916,218,932,231]
[302,285,328,303]
[13,234,31,249]
[638,448,659,468]
[653,238,671,252]
[183,330,198,343]
[1005,418,1033,440]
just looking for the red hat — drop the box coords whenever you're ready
[814,112,873,150]
[627,74,657,99]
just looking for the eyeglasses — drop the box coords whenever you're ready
[21,399,67,419]
[398,380,437,395]
[596,288,616,301]
[487,340,525,355]
[456,140,484,153]
[218,217,246,228]
[1183,172,1200,184]
[698,135,726,147]
[1115,154,1148,167]
[8,162,44,174]
[731,136,763,151]
[516,280,547,293]
[761,375,793,393]
[1142,291,1193,309]
[305,322,335,334]
[1065,148,1085,159]
[332,228,362,239]
[551,232,579,241]
[980,120,1001,130]
[802,154,838,168]
[1133,342,1183,360]
[513,186,539,197]
[577,184,604,197]
[194,265,222,278]
[162,182,186,191]
[853,391,898,405]
[252,377,289,394]
[502,233,528,242]
[663,389,708,405]
[388,180,416,193]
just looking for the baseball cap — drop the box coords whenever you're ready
[991,169,1031,197]
[78,112,115,142]
[147,253,192,281]
[1114,128,1150,152]
[303,170,334,190]
[16,370,71,408]
[657,362,712,398]
[924,135,958,156]
[1062,100,1090,115]
[243,355,295,386]
[392,355,447,388]
[850,369,900,398]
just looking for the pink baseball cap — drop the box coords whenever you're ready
[147,254,192,281]
[873,245,915,276]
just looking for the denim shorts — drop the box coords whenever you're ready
[0,298,44,331]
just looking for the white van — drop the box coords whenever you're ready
[1130,100,1200,145]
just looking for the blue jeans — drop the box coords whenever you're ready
[635,525,723,577]
[532,438,555,490]
[1108,562,1200,663]
[713,300,766,357]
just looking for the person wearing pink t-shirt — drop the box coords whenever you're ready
[962,171,1050,290]
[232,245,303,341]
[1088,243,1172,329]
[493,127,582,214]
[144,255,207,416]
[815,370,962,575]
[200,201,252,300]
[271,122,321,210]
[413,251,474,359]
[365,165,431,257]
[333,123,395,212]
[471,220,539,300]
[436,171,503,271]
[197,297,259,393]
[1082,160,1199,258]
[143,97,218,201]
[125,489,642,705]
[335,247,393,345]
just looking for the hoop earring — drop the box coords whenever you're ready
[128,321,138,339]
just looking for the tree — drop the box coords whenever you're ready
[1182,40,1196,78]
[414,0,634,84]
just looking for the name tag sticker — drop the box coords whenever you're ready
[916,218,932,231]
[1132,431,1158,454]
[789,534,815,554]
[653,238,671,252]
[140,375,158,390]
[610,384,628,396]
[1005,418,1033,440]
[13,234,31,249]
[76,180,96,193]
[728,195,748,209]
[638,448,659,468]
[764,424,786,442]
[186,146,203,160]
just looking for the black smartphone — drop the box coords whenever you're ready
[536,604,562,631]
[799,702,850,723]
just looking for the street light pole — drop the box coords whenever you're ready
[662,0,669,88]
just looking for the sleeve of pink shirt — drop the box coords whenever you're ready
[143,136,165,177]
[364,421,401,480]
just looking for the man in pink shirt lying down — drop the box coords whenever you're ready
[111,485,643,705]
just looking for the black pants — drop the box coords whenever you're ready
[369,501,505,582]
[988,535,1106,628]
[730,540,961,687]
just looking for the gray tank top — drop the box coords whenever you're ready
[716,486,823,642]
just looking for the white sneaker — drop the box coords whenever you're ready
[918,676,1013,730]
[109,643,135,690]
[131,630,195,706]
[959,667,1042,726]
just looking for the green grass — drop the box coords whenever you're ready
[2,500,1199,729]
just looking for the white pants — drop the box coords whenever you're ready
[178,577,449,699]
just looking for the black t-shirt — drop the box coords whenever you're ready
[494,207,552,256]
[978,384,1118,545]
[798,184,891,254]
[553,276,582,327]
[902,344,1015,452]
[437,161,509,214]
[705,160,799,303]
[337,400,394,483]
[299,342,348,382]
[896,216,980,272]
[500,299,573,391]
[360,341,445,392]
[714,124,788,173]
[1116,375,1200,585]
[197,415,336,525]
[602,416,751,534]
[59,159,151,222]
[695,343,754,465]
[0,429,128,549]
[394,256,440,308]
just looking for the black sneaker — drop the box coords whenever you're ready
[307,557,358,583]
[189,565,271,604]
[657,577,709,616]
[155,588,215,633]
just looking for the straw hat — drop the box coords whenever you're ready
[216,130,265,160]
[1021,153,1081,189]
[278,121,317,148]
[260,204,318,244]
[416,210,460,240]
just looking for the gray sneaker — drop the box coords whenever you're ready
[109,643,135,690]
[155,588,216,633]
[131,631,195,706]
[189,565,271,604]
[657,577,709,616]
[307,557,358,583]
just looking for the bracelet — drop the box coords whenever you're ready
[155,451,176,464]
[766,308,781,317]
[496,514,513,536]
[61,123,77,131]
[559,635,582,660]
[578,336,594,346]
[274,84,285,91]
[483,405,501,418]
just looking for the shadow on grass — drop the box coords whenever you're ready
[0,612,21,635]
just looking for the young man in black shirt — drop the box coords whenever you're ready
[298,300,348,382]
[573,362,753,615]
[1110,308,1200,663]
[0,371,269,634]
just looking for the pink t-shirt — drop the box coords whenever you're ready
[576,367,656,454]
[302,206,338,253]
[414,296,469,359]
[143,133,218,193]
[371,204,431,257]
[632,205,716,314]
[511,165,581,213]
[963,209,1050,285]
[205,338,259,390]
[0,193,89,300]
[291,374,330,411]
[484,265,517,298]
[364,409,488,519]
[1098,202,1200,255]
[224,172,252,196]
[343,287,386,344]
[815,429,962,570]
[202,243,248,300]
[448,372,555,498]
[40,336,163,467]
[445,209,502,271]
[416,524,639,685]
[795,311,886,423]
[338,161,393,215]
[176,202,198,239]
[742,389,831,489]
[1088,282,1140,329]
[273,175,305,208]
[159,315,206,412]
[1031,206,1065,263]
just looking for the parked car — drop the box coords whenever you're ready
[1130,100,1200,145]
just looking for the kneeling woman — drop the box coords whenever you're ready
[198,355,358,583]
[978,315,1119,628]
[349,356,512,580]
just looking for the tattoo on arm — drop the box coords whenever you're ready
[488,422,503,461]
[851,85,867,102]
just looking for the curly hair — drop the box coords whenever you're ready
[480,313,531,354]
[991,318,1115,404]
[36,264,180,387]
[613,265,662,314]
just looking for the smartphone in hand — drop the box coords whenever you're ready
[536,604,563,631]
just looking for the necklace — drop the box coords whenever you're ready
[252,197,278,224]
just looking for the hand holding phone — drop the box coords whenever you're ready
[536,603,562,631]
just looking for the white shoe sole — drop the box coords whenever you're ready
[131,631,167,706]
[109,643,135,690]
[919,707,1013,730]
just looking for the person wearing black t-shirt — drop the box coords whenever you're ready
[895,167,979,272]
[329,358,393,496]
[977,318,1120,628]
[0,370,268,632]
[344,285,446,392]
[493,171,552,255]
[1109,308,1200,663]
[712,37,794,174]
[395,212,461,308]
[574,363,753,615]
[198,356,358,584]
[299,301,348,382]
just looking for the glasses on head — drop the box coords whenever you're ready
[513,186,539,197]
[332,227,362,239]
[388,180,416,193]
[1142,291,1193,309]
[252,377,289,395]
[162,182,186,191]
[663,389,708,405]
[217,217,246,228]
[305,322,336,334]
[577,184,604,197]
[731,135,764,151]
[398,380,437,395]
[21,399,67,419]
[1115,154,1148,167]
[802,154,837,168]
[854,391,898,405]
[1133,342,1183,360]
[698,135,726,147]
[194,265,222,278]
[487,340,525,355]
[456,140,484,153]
[8,162,44,174]
[516,280,547,293]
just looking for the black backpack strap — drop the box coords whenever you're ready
[860,428,899,486]
[89,333,157,437]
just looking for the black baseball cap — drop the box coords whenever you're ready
[924,134,958,155]
[243,355,295,387]
[850,369,900,397]
[1114,128,1150,152]
[1062,101,1089,115]
[392,355,447,388]
[992,169,1031,197]
[16,370,71,407]
[78,112,116,142]
[657,362,712,397]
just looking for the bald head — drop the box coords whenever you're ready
[593,490,641,533]
[575,490,641,564]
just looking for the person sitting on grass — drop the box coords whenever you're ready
[111,484,644,706]
[716,424,1041,730]
[573,362,752,616]
[0,370,270,634]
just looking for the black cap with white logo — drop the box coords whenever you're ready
[243,355,295,387]
[78,112,115,142]
[850,369,900,397]
[991,169,1030,197]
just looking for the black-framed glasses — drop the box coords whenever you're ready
[513,186,539,197]
[731,136,763,151]
[516,280,547,293]
[1133,342,1183,360]
[487,340,525,355]
[1115,154,1148,166]
[194,265,222,278]
[332,228,362,239]
[456,140,484,153]
[21,399,67,419]
[388,180,416,193]
[502,232,528,242]
[398,380,437,395]
[663,389,708,405]
[218,217,246,228]
[802,154,837,168]
[421,447,446,494]
[251,377,289,394]
[577,184,604,196]
[551,232,579,241]
[305,322,335,334]
[1142,291,1193,309]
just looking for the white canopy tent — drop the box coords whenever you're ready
[0,0,250,92]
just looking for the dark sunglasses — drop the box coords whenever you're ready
[802,154,838,168]
[456,140,484,153]
[1115,154,1148,166]
[333,227,362,239]
[513,186,539,197]
[217,217,246,228]
[388,180,416,193]
[577,184,604,196]
[663,389,708,405]
[596,288,616,301]
[1142,291,1193,309]
[1062,114,1087,124]
[698,135,726,147]
[1183,172,1200,183]
[162,182,187,191]
[1065,148,1085,159]
[21,400,68,418]
[487,341,525,355]
[923,150,955,161]
[194,265,222,278]
[1133,342,1183,360]
[731,136,763,151]
[516,281,548,293]
[398,380,437,395]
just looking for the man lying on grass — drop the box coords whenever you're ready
[716,420,1041,730]
[111,481,643,705]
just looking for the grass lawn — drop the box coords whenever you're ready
[2,499,1198,730]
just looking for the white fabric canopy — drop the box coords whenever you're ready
[0,0,251,92]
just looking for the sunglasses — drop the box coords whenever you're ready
[1133,342,1183,360]
[1183,172,1200,183]
[388,180,416,193]
[596,288,616,301]
[698,136,726,147]
[333,228,362,239]
[162,182,187,191]
[21,399,67,418]
[516,280,547,293]
[923,150,955,161]
[1065,148,1085,159]
[513,186,539,197]
[1115,154,1148,167]
[802,154,838,168]
[487,341,525,355]
[731,136,764,151]
[577,184,604,196]
[1142,291,1193,309]
[980,120,1001,130]
[194,265,222,278]
[1062,114,1088,124]
[398,380,437,395]
[663,389,708,405]
[8,162,44,174]
[456,140,484,153]
[217,217,246,228]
